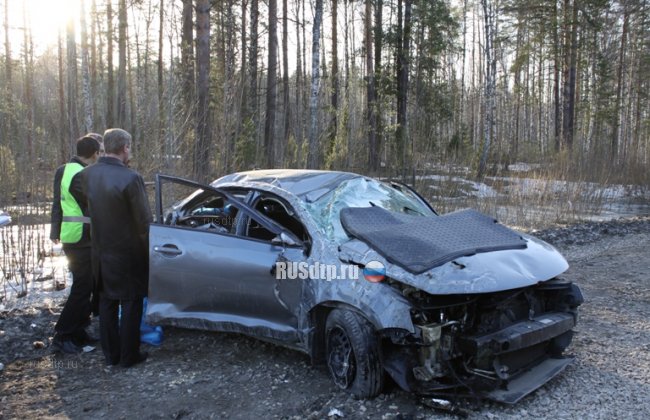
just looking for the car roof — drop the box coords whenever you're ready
[211,169,363,201]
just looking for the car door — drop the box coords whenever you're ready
[147,175,306,344]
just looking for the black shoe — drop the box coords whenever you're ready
[51,337,82,354]
[105,358,120,367]
[121,351,148,368]
[72,330,99,347]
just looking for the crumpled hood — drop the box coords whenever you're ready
[339,234,568,295]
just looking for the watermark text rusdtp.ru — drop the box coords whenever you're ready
[29,356,79,370]
[275,262,360,281]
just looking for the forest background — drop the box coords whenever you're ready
[0,0,648,225]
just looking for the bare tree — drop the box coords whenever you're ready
[264,0,278,168]
[2,0,13,146]
[58,29,66,163]
[91,0,99,128]
[21,1,34,159]
[158,0,165,143]
[67,11,79,149]
[180,0,195,152]
[329,0,339,149]
[561,0,577,152]
[80,0,94,132]
[307,0,323,169]
[478,0,497,179]
[193,0,211,182]
[107,0,115,127]
[282,0,290,152]
[117,0,128,127]
[612,3,630,160]
[248,0,259,123]
[365,0,378,171]
[396,0,412,174]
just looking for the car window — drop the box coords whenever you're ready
[244,196,310,247]
[155,175,300,244]
[163,190,239,234]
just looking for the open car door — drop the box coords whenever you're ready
[147,175,306,344]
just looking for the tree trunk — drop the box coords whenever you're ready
[22,2,34,159]
[58,30,66,163]
[329,0,339,153]
[294,0,303,147]
[117,0,128,127]
[307,0,323,169]
[478,0,496,179]
[158,0,165,145]
[90,0,98,128]
[67,13,79,149]
[181,0,195,153]
[223,0,236,172]
[553,0,561,152]
[396,0,412,175]
[562,0,578,152]
[264,0,278,168]
[193,0,211,182]
[107,0,115,127]
[80,0,93,133]
[365,0,377,171]
[232,0,247,171]
[248,0,259,120]
[612,5,629,161]
[2,0,13,146]
[282,0,290,155]
[373,0,382,168]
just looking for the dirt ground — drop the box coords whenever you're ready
[1,219,650,419]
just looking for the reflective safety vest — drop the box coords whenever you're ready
[60,162,90,244]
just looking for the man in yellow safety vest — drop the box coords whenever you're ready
[50,133,103,353]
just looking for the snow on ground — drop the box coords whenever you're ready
[1,223,70,311]
[419,174,499,198]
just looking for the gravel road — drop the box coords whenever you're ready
[1,217,649,419]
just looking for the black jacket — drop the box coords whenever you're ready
[72,157,152,300]
[50,156,91,248]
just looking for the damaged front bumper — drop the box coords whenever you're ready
[382,282,583,404]
[456,313,576,403]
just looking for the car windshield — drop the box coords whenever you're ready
[305,177,435,244]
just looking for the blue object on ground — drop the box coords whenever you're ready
[118,297,164,346]
[140,297,163,346]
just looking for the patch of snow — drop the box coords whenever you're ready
[508,162,542,172]
[420,174,499,198]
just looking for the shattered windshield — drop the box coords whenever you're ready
[305,177,435,244]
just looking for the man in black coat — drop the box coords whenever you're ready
[72,128,152,367]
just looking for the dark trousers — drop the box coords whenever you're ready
[99,295,143,366]
[55,247,93,340]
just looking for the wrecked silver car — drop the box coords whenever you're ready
[147,170,583,404]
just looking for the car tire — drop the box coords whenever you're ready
[325,309,384,398]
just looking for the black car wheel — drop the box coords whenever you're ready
[325,309,384,398]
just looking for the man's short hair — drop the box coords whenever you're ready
[76,134,101,158]
[103,128,132,155]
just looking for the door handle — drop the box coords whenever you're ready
[153,244,182,256]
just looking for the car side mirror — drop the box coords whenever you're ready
[272,231,301,248]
